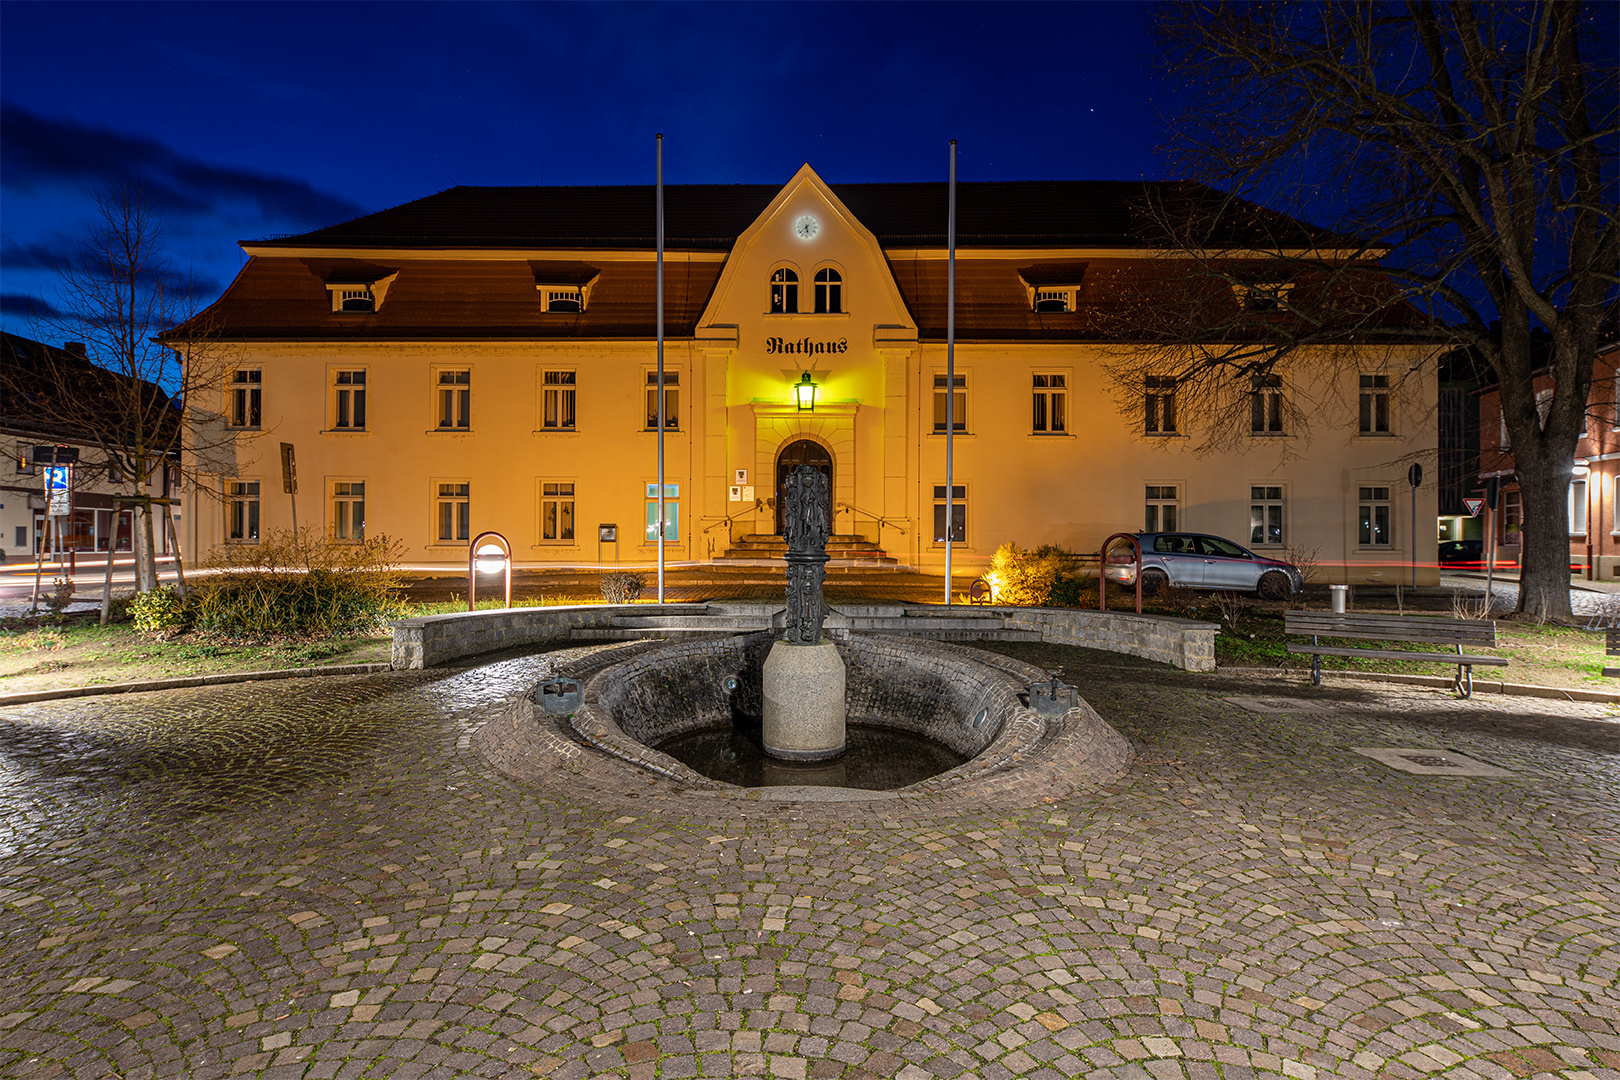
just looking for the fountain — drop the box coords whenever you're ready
[760,465,845,761]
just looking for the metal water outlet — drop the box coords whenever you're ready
[1026,676,1077,716]
[538,678,584,716]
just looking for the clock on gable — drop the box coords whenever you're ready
[793,214,820,241]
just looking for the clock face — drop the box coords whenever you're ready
[793,214,820,240]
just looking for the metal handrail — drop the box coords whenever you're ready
[835,502,909,535]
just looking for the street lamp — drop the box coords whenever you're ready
[794,372,817,412]
[468,530,512,610]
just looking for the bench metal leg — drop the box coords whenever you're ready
[1311,653,1322,686]
[1455,665,1473,698]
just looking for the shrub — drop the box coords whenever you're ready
[131,586,189,632]
[183,528,408,638]
[45,577,75,614]
[988,543,1083,606]
[600,572,646,604]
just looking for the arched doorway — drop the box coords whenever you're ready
[775,439,833,535]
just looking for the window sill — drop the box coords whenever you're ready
[321,429,372,436]
[928,431,972,438]
[424,544,471,551]
[1143,431,1183,438]
[1028,432,1075,439]
[764,312,851,319]
[533,429,581,436]
[427,428,474,436]
[227,426,262,433]
[1356,432,1396,438]
[640,429,684,435]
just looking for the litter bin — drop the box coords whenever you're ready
[1329,584,1349,614]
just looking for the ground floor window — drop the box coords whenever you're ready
[1570,477,1588,536]
[1358,486,1391,546]
[541,481,575,541]
[933,484,966,543]
[1145,485,1178,532]
[1249,485,1284,547]
[228,480,261,542]
[332,481,365,541]
[1503,490,1522,545]
[645,483,679,543]
[437,482,470,543]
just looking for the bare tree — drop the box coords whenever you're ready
[1131,1,1617,620]
[5,177,242,593]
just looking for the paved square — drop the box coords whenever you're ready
[1,642,1616,1079]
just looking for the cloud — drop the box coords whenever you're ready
[0,103,365,227]
[0,293,58,318]
[0,239,72,271]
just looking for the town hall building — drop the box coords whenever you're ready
[174,165,1441,585]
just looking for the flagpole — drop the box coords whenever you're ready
[656,133,666,603]
[944,139,956,606]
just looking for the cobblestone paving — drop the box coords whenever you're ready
[0,642,1616,1080]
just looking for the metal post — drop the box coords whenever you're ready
[944,139,956,606]
[656,133,666,603]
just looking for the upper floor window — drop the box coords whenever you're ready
[437,370,470,430]
[543,371,576,430]
[1251,375,1285,435]
[1146,376,1177,435]
[230,369,261,428]
[332,370,366,431]
[338,289,374,312]
[933,373,967,433]
[1359,374,1389,434]
[770,268,799,314]
[1238,282,1294,312]
[1032,374,1066,433]
[325,272,396,313]
[540,288,583,312]
[813,268,843,314]
[646,371,679,430]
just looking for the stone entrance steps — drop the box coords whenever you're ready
[569,602,1040,642]
[715,534,899,567]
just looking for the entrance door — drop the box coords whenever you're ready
[775,439,833,535]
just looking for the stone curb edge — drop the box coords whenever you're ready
[1220,665,1620,704]
[0,663,397,707]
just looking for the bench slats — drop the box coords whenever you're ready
[1606,627,1620,656]
[1284,611,1497,647]
[1285,644,1508,665]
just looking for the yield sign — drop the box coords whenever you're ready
[1463,498,1484,516]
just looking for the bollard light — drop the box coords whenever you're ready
[468,530,512,610]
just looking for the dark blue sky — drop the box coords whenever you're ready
[0,1,1173,335]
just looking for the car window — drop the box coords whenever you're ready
[1198,536,1249,558]
[1153,535,1187,554]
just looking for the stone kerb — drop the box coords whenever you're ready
[1002,607,1218,671]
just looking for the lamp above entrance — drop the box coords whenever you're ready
[794,372,817,412]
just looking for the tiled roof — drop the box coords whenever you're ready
[252,180,1350,251]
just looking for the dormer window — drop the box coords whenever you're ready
[1034,288,1076,313]
[536,285,589,312]
[1238,282,1295,312]
[814,268,843,314]
[325,271,397,313]
[771,268,799,314]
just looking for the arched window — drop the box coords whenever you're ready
[814,268,842,314]
[770,268,799,314]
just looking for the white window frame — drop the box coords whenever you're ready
[1358,373,1390,434]
[1358,486,1392,547]
[331,368,367,432]
[769,267,800,314]
[230,369,262,429]
[331,479,366,542]
[1570,476,1588,537]
[325,272,396,312]
[813,267,843,314]
[1235,281,1294,312]
[542,370,577,431]
[535,285,587,312]
[1502,489,1522,545]
[932,484,967,545]
[434,368,471,431]
[645,370,680,431]
[1032,373,1067,434]
[932,372,968,434]
[1030,286,1080,313]
[434,480,471,545]
[1251,375,1285,435]
[1145,376,1177,435]
[1145,485,1180,533]
[1249,485,1286,547]
[539,480,577,543]
[227,478,261,543]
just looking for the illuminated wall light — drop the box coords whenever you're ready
[794,372,817,412]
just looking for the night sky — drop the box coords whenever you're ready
[0,1,1173,335]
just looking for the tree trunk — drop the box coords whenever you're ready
[135,501,159,593]
[1513,450,1575,622]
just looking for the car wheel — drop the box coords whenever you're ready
[1140,569,1168,597]
[1257,571,1291,602]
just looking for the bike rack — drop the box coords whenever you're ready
[1098,532,1144,615]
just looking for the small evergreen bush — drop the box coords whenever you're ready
[131,586,189,632]
[988,543,1085,606]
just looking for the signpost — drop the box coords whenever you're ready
[280,442,298,532]
[1407,463,1423,587]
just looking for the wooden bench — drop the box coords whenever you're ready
[1284,610,1506,698]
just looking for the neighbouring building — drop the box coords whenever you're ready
[1,331,179,561]
[1478,333,1620,577]
[171,165,1442,585]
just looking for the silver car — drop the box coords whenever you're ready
[1104,532,1304,600]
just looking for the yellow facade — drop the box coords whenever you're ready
[184,166,1441,585]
